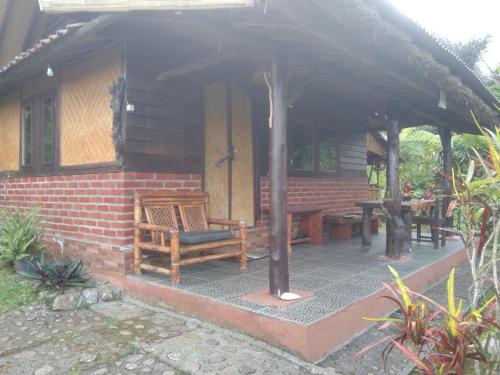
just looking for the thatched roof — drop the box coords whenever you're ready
[37,0,256,13]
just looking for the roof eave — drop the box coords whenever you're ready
[38,0,257,13]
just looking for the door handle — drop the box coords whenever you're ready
[215,147,237,167]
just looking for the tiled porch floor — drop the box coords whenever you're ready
[132,233,465,325]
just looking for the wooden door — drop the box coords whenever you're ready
[204,82,255,226]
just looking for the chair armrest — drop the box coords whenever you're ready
[207,218,245,228]
[135,222,178,233]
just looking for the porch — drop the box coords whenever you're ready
[123,233,467,362]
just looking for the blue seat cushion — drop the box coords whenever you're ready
[178,230,233,245]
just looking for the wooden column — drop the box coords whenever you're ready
[268,55,290,296]
[439,127,452,228]
[384,108,405,258]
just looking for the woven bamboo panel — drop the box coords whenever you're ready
[0,93,20,171]
[367,133,385,156]
[230,86,254,226]
[204,82,229,219]
[59,47,122,166]
[0,0,36,66]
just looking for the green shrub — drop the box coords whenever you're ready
[17,253,91,291]
[0,266,36,314]
[0,207,47,265]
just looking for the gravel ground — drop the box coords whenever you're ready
[0,262,473,375]
[0,296,341,375]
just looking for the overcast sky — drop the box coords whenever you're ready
[389,0,500,73]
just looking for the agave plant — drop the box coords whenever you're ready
[355,267,499,375]
[17,253,91,290]
[0,207,47,265]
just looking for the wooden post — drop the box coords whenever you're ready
[268,55,290,296]
[385,107,405,258]
[439,127,452,229]
[239,221,248,270]
[170,230,180,286]
[362,207,373,247]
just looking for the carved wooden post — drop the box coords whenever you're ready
[385,107,405,258]
[268,55,290,296]
[439,127,452,228]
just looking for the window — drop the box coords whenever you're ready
[42,96,55,164]
[289,121,337,175]
[21,104,33,167]
[318,127,337,172]
[20,92,58,172]
[290,121,313,171]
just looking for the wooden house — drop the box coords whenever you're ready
[0,0,498,361]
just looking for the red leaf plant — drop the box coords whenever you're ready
[354,267,498,374]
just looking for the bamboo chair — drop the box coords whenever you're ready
[134,191,247,285]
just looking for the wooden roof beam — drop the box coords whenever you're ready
[271,0,473,129]
[0,14,118,94]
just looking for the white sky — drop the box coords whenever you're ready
[389,0,500,73]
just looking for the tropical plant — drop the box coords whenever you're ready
[0,207,47,265]
[399,128,442,197]
[17,253,91,291]
[452,133,489,175]
[355,267,499,375]
[444,117,499,312]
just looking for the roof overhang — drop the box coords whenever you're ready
[37,0,257,13]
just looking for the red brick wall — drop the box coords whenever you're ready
[0,172,201,272]
[0,172,201,246]
[259,176,369,223]
[0,172,368,272]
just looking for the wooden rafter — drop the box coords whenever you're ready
[271,0,476,127]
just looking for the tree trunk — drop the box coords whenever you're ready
[268,55,290,296]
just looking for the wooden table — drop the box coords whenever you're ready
[286,206,323,253]
[355,200,435,250]
[263,205,323,253]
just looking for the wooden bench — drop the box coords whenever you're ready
[134,191,247,285]
[323,212,382,240]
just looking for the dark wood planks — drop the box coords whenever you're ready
[123,38,204,173]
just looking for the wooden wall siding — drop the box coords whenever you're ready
[59,47,122,166]
[0,0,36,66]
[367,133,386,157]
[0,93,20,171]
[204,82,230,219]
[123,34,204,173]
[338,132,367,173]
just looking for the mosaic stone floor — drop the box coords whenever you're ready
[132,233,465,325]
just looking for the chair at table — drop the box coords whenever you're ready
[412,197,446,248]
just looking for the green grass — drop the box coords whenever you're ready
[0,266,37,314]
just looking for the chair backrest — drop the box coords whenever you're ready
[138,191,210,235]
[144,204,179,243]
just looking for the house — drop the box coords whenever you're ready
[0,0,498,361]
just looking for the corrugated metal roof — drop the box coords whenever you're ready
[0,22,86,74]
[37,0,256,13]
[373,0,498,106]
